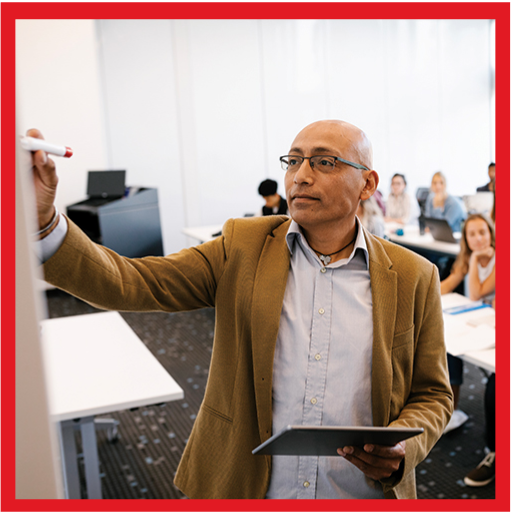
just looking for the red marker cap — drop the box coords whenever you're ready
[64,147,73,158]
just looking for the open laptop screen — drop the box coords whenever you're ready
[87,170,126,199]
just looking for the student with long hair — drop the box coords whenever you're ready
[440,213,495,434]
[464,181,496,487]
[385,173,420,225]
[440,213,495,300]
[425,171,466,232]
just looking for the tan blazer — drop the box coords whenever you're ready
[44,215,453,499]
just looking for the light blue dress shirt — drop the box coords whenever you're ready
[266,219,384,499]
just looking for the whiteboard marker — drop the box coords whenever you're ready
[20,136,73,158]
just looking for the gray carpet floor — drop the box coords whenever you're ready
[46,289,495,500]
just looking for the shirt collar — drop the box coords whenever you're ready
[286,217,369,268]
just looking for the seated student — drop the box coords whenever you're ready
[357,196,385,237]
[440,213,495,433]
[384,173,420,225]
[372,189,386,216]
[424,171,466,232]
[258,179,288,216]
[464,187,496,487]
[476,162,495,192]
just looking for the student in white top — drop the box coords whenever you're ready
[440,213,495,299]
[440,213,495,433]
[464,191,496,488]
[384,173,420,225]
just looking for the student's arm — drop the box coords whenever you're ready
[468,248,495,301]
[443,197,465,232]
[440,266,465,295]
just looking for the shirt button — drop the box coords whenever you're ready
[320,268,327,273]
[303,481,310,488]
[315,353,321,361]
[319,308,325,315]
[310,397,317,405]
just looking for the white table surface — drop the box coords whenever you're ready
[385,223,460,256]
[182,224,223,244]
[183,221,461,257]
[441,293,495,373]
[41,312,184,421]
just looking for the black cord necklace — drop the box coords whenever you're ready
[310,232,358,266]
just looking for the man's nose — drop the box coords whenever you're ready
[294,158,314,184]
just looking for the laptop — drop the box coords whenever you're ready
[87,170,126,203]
[423,217,458,243]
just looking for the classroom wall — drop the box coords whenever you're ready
[17,19,494,254]
[16,20,110,215]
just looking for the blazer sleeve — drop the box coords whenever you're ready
[43,216,231,313]
[381,264,453,492]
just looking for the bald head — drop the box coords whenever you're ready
[290,120,373,170]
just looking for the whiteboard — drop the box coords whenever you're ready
[15,123,64,498]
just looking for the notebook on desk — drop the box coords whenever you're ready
[424,217,458,243]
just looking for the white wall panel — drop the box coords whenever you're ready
[261,20,329,195]
[437,20,492,196]
[325,20,389,187]
[97,20,186,253]
[16,20,109,218]
[184,20,268,221]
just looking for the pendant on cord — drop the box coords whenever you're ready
[319,254,331,265]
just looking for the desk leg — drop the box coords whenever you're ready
[80,416,103,499]
[59,421,81,499]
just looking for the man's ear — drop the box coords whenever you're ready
[360,170,379,200]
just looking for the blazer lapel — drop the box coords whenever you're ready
[364,231,397,427]
[251,221,291,443]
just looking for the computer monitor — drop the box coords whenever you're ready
[87,170,126,199]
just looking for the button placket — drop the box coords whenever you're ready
[297,268,333,498]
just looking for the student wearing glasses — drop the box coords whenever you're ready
[384,173,420,225]
[32,120,452,500]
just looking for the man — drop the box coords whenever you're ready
[476,162,495,192]
[258,178,288,216]
[31,120,452,499]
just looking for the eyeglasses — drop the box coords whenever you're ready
[280,154,369,173]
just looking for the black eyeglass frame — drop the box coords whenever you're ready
[279,154,369,172]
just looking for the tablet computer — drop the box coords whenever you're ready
[252,425,424,456]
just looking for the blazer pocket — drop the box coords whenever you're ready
[202,403,234,425]
[390,326,415,420]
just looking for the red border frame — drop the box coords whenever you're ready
[2,3,510,511]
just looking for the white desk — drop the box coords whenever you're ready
[41,312,184,499]
[385,223,460,257]
[441,293,495,373]
[182,224,223,244]
[183,222,461,257]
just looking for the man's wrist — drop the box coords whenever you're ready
[35,207,59,240]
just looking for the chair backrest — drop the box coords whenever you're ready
[415,187,430,212]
